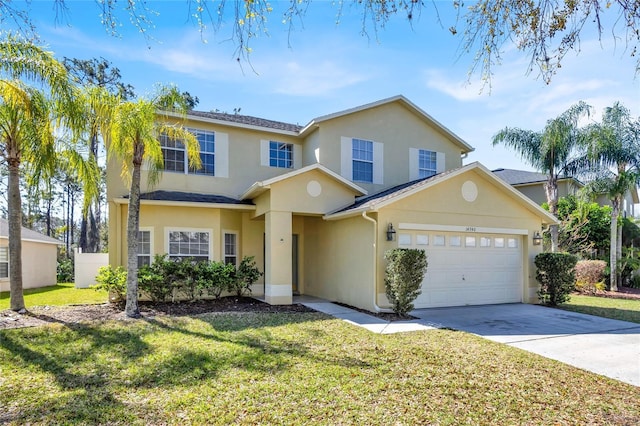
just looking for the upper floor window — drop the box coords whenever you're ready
[352,138,374,183]
[269,142,293,169]
[418,149,437,178]
[340,136,383,185]
[160,129,215,176]
[409,148,445,181]
[0,247,8,278]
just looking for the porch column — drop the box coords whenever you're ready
[264,210,293,305]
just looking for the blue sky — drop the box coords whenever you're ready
[12,0,640,171]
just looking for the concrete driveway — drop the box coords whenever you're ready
[411,303,640,387]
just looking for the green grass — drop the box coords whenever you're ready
[1,312,638,425]
[0,283,107,310]
[558,294,640,323]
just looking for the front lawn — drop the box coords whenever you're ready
[559,294,640,324]
[1,312,638,425]
[0,283,107,310]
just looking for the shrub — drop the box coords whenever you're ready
[535,252,578,305]
[57,256,74,283]
[194,261,235,299]
[138,266,171,303]
[384,248,428,317]
[93,265,127,304]
[229,256,262,297]
[574,260,607,294]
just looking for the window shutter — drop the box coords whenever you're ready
[340,137,352,180]
[293,144,302,169]
[215,133,229,178]
[373,141,384,185]
[260,140,270,167]
[409,148,420,181]
[436,152,446,173]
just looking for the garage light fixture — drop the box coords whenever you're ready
[532,231,542,246]
[386,223,396,241]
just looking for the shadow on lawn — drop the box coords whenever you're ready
[0,324,150,424]
[0,312,375,423]
[558,304,640,324]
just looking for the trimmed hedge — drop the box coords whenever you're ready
[535,252,578,306]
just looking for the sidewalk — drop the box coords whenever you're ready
[295,296,436,334]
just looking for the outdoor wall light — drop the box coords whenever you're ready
[386,223,397,241]
[532,231,543,246]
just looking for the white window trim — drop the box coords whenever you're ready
[222,230,239,265]
[164,227,213,261]
[341,136,383,184]
[260,140,302,169]
[409,148,446,181]
[0,246,8,280]
[138,227,154,267]
[159,129,229,178]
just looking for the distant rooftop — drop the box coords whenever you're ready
[188,110,303,133]
[0,218,63,245]
[492,168,579,186]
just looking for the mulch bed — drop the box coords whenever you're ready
[581,286,640,300]
[2,287,638,331]
[0,297,314,330]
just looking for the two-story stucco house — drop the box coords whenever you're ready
[107,96,556,312]
[493,168,638,218]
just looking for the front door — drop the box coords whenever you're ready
[292,234,299,294]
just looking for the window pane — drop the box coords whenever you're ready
[480,237,491,247]
[168,230,210,259]
[465,236,476,247]
[508,238,518,248]
[269,141,293,169]
[433,235,445,246]
[418,149,437,178]
[398,234,411,246]
[450,236,461,246]
[416,235,428,245]
[0,247,7,262]
[494,237,505,248]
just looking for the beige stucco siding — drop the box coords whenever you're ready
[106,119,302,201]
[302,215,375,310]
[514,179,579,207]
[375,171,544,305]
[268,169,361,215]
[313,102,464,194]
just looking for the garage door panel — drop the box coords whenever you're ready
[407,231,523,309]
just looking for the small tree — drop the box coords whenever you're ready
[384,248,428,317]
[535,252,578,306]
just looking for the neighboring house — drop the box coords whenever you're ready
[493,168,639,218]
[0,218,62,292]
[107,95,556,311]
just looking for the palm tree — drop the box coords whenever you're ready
[582,103,640,291]
[0,35,83,311]
[493,102,592,252]
[105,86,201,318]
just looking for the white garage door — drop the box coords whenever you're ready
[398,231,523,308]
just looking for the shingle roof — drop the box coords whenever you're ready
[132,190,254,205]
[492,168,578,185]
[0,218,63,244]
[188,110,303,133]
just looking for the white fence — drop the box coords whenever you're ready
[74,251,109,289]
